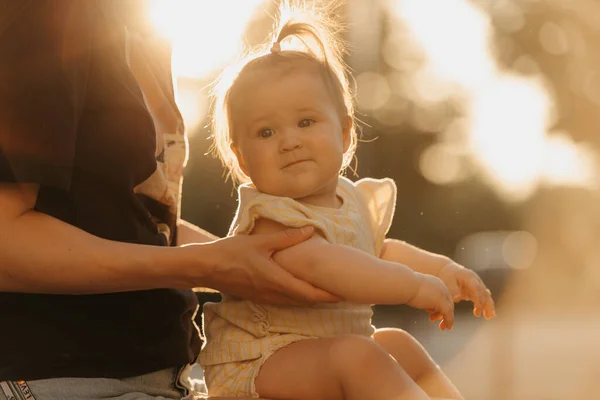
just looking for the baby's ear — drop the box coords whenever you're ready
[231,144,249,176]
[341,115,353,153]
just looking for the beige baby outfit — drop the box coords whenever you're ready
[200,176,397,397]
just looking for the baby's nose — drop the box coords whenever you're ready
[280,132,302,152]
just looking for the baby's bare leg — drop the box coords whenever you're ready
[205,398,266,399]
[373,328,464,400]
[255,334,430,400]
[206,397,269,400]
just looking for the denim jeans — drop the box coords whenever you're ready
[0,366,199,400]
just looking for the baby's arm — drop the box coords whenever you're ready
[252,218,454,326]
[379,239,449,276]
[381,239,496,319]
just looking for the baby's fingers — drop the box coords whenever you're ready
[440,302,455,330]
[474,288,496,318]
[445,280,461,301]
[464,275,490,317]
[428,311,444,322]
[428,310,451,331]
[439,316,453,331]
[482,291,497,319]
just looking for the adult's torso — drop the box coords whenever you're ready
[0,0,199,380]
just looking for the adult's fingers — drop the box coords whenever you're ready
[260,289,335,306]
[258,292,304,306]
[264,260,340,305]
[263,226,315,252]
[250,227,340,304]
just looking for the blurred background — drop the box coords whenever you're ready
[147,0,600,398]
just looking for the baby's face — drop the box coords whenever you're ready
[231,69,350,206]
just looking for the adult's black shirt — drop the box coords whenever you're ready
[0,0,201,380]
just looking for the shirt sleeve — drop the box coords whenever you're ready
[0,0,91,190]
[353,177,397,255]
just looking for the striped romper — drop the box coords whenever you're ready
[199,176,397,397]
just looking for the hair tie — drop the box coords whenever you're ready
[270,42,281,53]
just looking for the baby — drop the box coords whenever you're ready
[199,5,495,400]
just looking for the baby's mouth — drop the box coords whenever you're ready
[282,159,310,168]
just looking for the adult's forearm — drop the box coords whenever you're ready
[0,210,206,294]
[273,240,422,305]
[380,238,450,276]
[176,221,221,292]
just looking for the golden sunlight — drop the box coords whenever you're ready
[147,0,267,133]
[469,76,550,200]
[393,0,495,88]
[148,0,266,79]
[391,0,598,201]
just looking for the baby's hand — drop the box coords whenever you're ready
[407,273,455,330]
[437,261,496,319]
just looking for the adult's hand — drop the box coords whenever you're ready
[189,226,340,305]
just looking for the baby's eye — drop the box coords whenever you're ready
[258,128,275,138]
[298,118,315,128]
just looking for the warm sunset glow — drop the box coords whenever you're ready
[393,0,495,88]
[390,0,598,201]
[470,76,598,199]
[148,0,266,79]
[147,0,267,133]
[468,76,550,200]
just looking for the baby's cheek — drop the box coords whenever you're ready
[252,164,277,191]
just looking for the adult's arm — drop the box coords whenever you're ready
[0,183,338,305]
[0,183,205,293]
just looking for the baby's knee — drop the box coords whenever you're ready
[374,328,423,351]
[374,328,438,381]
[328,334,391,374]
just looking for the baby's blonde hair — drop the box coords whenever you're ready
[210,2,357,185]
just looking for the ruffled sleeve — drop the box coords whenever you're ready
[229,184,337,243]
[352,177,397,255]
